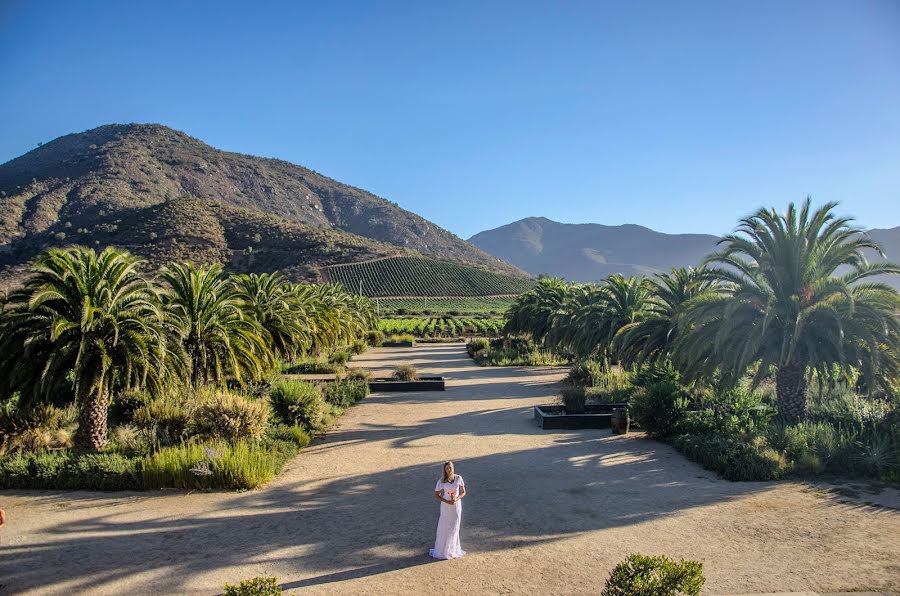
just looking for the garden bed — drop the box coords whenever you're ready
[382,341,415,347]
[533,403,628,430]
[368,376,446,392]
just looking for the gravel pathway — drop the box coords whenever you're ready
[0,344,897,595]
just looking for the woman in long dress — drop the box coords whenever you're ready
[429,461,466,559]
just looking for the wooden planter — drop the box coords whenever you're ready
[533,403,629,430]
[368,376,446,392]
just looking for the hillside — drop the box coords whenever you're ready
[0,123,524,285]
[468,217,719,282]
[323,256,536,297]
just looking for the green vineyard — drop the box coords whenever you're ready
[374,296,516,315]
[379,317,505,338]
[324,256,535,297]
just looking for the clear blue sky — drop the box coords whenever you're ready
[2,0,899,238]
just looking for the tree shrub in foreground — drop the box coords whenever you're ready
[269,380,326,431]
[627,381,689,439]
[224,576,282,596]
[602,553,705,596]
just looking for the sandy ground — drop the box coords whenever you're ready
[0,344,898,595]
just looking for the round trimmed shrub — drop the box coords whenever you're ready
[602,553,705,596]
[269,380,326,431]
[190,391,270,441]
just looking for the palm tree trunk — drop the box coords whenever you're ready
[775,362,807,422]
[73,384,109,452]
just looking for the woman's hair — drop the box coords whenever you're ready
[441,461,455,483]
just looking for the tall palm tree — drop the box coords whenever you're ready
[676,199,900,421]
[0,247,167,451]
[161,263,272,387]
[617,267,715,367]
[232,272,307,361]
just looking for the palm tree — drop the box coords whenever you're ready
[0,247,166,451]
[676,199,900,421]
[161,263,272,387]
[505,278,574,343]
[617,267,714,367]
[232,272,307,361]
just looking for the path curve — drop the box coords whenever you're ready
[0,344,898,594]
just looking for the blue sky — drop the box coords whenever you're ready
[1,1,899,238]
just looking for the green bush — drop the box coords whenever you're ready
[107,424,153,456]
[350,340,368,355]
[224,576,282,596]
[132,395,193,446]
[628,381,689,439]
[466,338,489,357]
[328,350,351,366]
[323,378,369,408]
[671,432,786,481]
[560,385,586,414]
[269,379,326,430]
[0,451,142,490]
[682,385,774,436]
[632,362,681,389]
[602,553,705,596]
[109,389,153,424]
[565,360,606,387]
[143,440,296,490]
[0,400,74,454]
[190,391,270,441]
[367,329,385,347]
[392,364,418,381]
[268,424,311,448]
[346,368,371,381]
[282,359,342,374]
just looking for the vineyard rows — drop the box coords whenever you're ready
[375,296,515,315]
[379,317,505,338]
[325,256,535,298]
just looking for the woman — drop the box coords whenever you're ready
[430,461,466,559]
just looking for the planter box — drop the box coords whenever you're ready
[382,341,415,347]
[533,403,628,430]
[368,376,445,392]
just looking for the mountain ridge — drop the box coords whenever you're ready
[469,216,900,285]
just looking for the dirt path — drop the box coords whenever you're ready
[1,344,898,595]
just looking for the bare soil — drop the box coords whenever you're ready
[0,344,898,595]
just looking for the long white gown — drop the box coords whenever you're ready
[429,474,466,559]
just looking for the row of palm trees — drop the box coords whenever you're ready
[506,200,900,421]
[0,247,376,451]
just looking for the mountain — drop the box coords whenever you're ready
[0,123,523,286]
[468,217,719,282]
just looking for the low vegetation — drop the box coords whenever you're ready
[380,317,504,338]
[466,337,568,367]
[224,576,282,596]
[602,553,705,596]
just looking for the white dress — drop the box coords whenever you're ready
[429,474,466,559]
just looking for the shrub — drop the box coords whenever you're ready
[269,380,326,431]
[683,385,774,436]
[628,381,689,439]
[388,334,415,344]
[350,340,368,355]
[466,338,489,357]
[268,424,311,448]
[190,391,270,441]
[565,360,606,387]
[632,362,681,389]
[108,424,153,456]
[671,432,786,481]
[367,329,385,347]
[602,553,705,596]
[66,453,142,490]
[0,401,75,454]
[346,368,371,381]
[109,389,152,424]
[0,451,142,490]
[224,576,282,596]
[324,378,369,408]
[283,359,342,374]
[143,440,295,490]
[328,350,351,366]
[132,396,193,446]
[392,364,418,381]
[560,386,586,414]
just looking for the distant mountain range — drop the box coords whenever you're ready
[469,216,900,286]
[0,124,524,287]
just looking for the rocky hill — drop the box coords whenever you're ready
[0,123,523,286]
